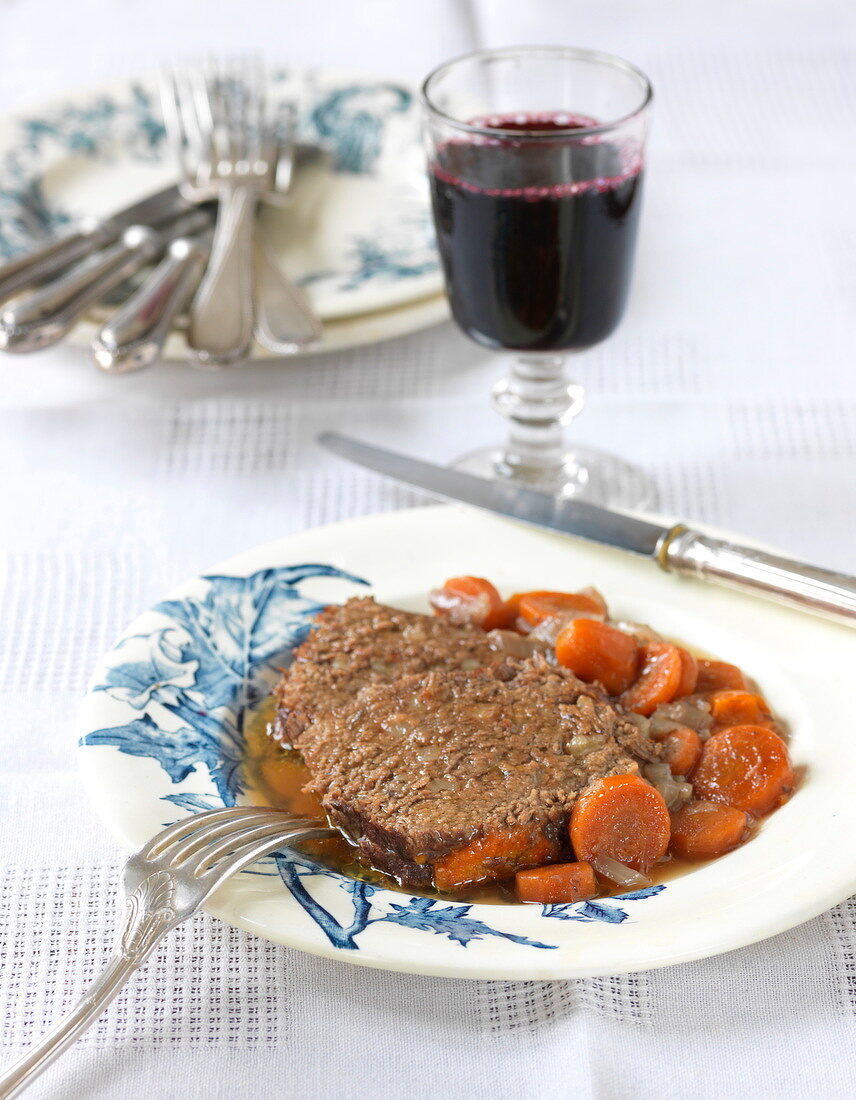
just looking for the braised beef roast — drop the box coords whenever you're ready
[271,599,661,890]
[272,596,498,747]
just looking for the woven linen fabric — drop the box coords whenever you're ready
[1,1,856,1097]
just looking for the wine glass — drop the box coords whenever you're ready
[422,46,655,506]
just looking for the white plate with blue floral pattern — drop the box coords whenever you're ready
[77,506,856,979]
[0,70,447,359]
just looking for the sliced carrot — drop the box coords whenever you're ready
[554,619,639,696]
[620,643,683,716]
[675,648,699,697]
[570,774,670,873]
[434,827,561,891]
[429,576,507,631]
[515,861,598,904]
[660,726,703,776]
[709,690,775,730]
[670,802,751,859]
[517,589,606,627]
[691,724,795,816]
[695,659,749,693]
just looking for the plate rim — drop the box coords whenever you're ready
[76,504,856,979]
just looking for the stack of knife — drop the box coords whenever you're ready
[0,62,323,372]
[0,186,207,369]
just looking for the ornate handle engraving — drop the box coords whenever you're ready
[117,870,177,962]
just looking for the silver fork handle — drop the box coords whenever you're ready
[254,235,322,355]
[0,819,333,1099]
[0,879,178,1100]
[189,187,257,367]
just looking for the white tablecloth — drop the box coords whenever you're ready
[2,1,856,1097]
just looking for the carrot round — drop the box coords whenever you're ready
[691,725,795,816]
[675,648,698,697]
[670,802,751,859]
[696,659,749,693]
[554,619,639,696]
[517,589,606,627]
[429,575,507,630]
[709,690,774,729]
[515,861,598,904]
[620,643,683,716]
[660,726,703,776]
[570,774,670,873]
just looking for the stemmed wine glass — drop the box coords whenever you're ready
[422,46,654,507]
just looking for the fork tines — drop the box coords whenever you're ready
[160,57,279,193]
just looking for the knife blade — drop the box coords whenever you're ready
[320,431,666,555]
[0,184,194,304]
[318,431,856,628]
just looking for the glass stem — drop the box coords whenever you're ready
[491,355,585,483]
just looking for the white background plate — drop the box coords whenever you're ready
[0,70,447,360]
[77,506,856,979]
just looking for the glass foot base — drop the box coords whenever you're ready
[453,445,659,510]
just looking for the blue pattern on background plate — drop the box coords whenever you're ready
[0,75,439,292]
[81,565,665,952]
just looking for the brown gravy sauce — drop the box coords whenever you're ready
[242,696,715,905]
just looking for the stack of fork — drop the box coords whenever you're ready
[0,59,321,371]
[161,59,321,366]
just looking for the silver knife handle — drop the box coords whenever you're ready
[188,187,257,367]
[660,526,856,627]
[0,218,117,304]
[0,227,162,354]
[253,234,321,355]
[92,235,210,373]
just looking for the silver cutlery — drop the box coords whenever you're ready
[0,208,212,354]
[253,124,323,355]
[0,185,195,306]
[0,60,324,367]
[0,806,333,1099]
[91,231,212,373]
[162,59,320,366]
[254,234,322,355]
[319,432,856,628]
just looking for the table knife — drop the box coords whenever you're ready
[0,208,212,353]
[0,184,195,305]
[91,232,212,373]
[318,432,856,629]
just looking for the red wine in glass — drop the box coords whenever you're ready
[430,114,645,352]
[422,47,654,506]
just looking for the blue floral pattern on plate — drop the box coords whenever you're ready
[0,72,439,300]
[81,564,665,952]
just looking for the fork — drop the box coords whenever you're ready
[162,59,306,365]
[0,806,333,1098]
[162,58,267,366]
